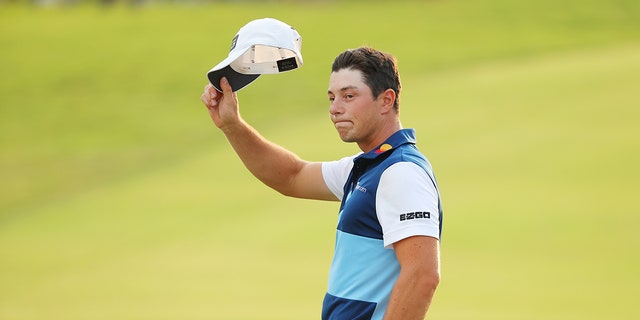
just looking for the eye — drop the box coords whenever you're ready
[344,94,354,100]
[328,96,335,102]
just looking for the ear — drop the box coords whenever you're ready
[379,88,396,114]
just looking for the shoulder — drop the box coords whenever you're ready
[379,161,432,189]
[322,154,358,178]
[321,154,360,199]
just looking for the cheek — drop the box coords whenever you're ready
[349,103,367,120]
[353,105,375,123]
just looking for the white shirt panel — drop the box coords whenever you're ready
[321,155,358,200]
[376,162,440,248]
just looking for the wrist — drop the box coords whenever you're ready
[220,117,248,136]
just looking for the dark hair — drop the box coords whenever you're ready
[331,46,401,111]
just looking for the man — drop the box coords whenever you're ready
[200,46,442,320]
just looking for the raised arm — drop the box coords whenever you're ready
[201,78,337,201]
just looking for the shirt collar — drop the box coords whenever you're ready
[356,128,417,160]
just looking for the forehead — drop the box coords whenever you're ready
[328,68,369,93]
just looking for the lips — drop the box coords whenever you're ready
[332,117,351,124]
[333,120,352,128]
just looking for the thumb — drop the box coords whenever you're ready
[218,77,239,109]
[220,77,234,95]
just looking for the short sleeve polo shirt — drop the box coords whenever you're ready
[320,129,443,320]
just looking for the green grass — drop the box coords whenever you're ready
[1,1,639,319]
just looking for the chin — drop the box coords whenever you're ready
[339,136,357,144]
[335,128,359,143]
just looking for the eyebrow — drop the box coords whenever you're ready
[328,85,359,95]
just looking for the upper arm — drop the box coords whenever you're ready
[285,161,340,201]
[393,235,440,279]
[377,162,441,248]
[284,154,356,201]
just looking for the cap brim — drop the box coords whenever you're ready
[207,65,260,92]
[207,45,261,92]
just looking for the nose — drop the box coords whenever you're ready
[329,99,342,118]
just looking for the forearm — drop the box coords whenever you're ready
[221,119,306,195]
[201,81,332,200]
[383,269,439,320]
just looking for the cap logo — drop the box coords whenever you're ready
[230,34,239,52]
[277,57,298,72]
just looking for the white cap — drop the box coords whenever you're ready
[207,18,303,92]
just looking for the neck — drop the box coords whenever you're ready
[358,120,403,153]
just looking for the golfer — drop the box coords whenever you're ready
[201,46,443,320]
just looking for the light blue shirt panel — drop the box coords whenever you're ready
[327,230,400,307]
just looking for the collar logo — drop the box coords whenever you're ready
[374,143,392,154]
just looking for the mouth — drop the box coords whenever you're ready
[333,120,352,127]
[332,117,351,124]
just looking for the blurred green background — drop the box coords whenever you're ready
[1,0,639,319]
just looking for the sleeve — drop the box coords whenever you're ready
[376,162,441,248]
[321,154,358,200]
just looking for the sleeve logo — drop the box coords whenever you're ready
[400,211,431,221]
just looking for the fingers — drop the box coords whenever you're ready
[201,77,238,114]
[201,79,240,129]
[206,83,218,100]
[201,78,232,106]
[202,83,219,108]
